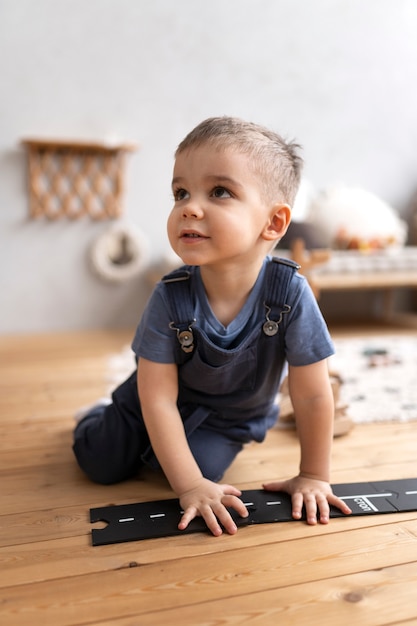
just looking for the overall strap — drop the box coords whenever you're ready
[262,257,300,336]
[161,266,196,353]
[161,258,300,348]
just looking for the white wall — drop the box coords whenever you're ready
[1,0,417,333]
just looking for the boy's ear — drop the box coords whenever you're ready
[262,204,291,242]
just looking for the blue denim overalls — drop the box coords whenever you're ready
[73,257,299,484]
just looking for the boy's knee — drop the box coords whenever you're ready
[73,422,143,485]
[73,441,134,485]
[85,467,126,486]
[83,468,119,486]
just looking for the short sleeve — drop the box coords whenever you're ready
[132,284,178,363]
[284,274,334,366]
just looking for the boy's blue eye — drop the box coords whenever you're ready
[212,187,231,198]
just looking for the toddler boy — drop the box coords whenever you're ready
[73,116,351,536]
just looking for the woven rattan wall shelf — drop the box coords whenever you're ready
[22,138,137,220]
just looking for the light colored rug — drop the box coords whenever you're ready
[106,345,136,390]
[330,335,417,424]
[106,335,417,425]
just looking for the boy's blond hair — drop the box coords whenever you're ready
[176,116,303,206]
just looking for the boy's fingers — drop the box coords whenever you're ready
[178,503,229,536]
[290,491,303,519]
[202,512,223,536]
[222,494,249,518]
[262,481,285,492]
[203,499,245,536]
[179,497,247,537]
[292,492,320,524]
[178,506,198,531]
[315,494,330,524]
[212,508,236,535]
[219,496,249,534]
[222,484,242,497]
[180,508,224,536]
[330,495,352,515]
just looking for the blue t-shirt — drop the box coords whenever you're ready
[132,257,334,367]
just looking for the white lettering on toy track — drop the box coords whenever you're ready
[339,492,393,513]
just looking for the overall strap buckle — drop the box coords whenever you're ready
[169,321,195,353]
[162,266,196,354]
[262,257,299,337]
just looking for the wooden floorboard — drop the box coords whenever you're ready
[1,325,417,625]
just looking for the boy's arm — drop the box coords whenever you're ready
[264,359,352,523]
[137,357,248,535]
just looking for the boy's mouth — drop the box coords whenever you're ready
[180,230,208,240]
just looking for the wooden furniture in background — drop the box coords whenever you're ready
[289,239,417,324]
[289,237,331,297]
[21,138,137,220]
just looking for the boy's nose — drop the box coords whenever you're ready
[182,200,203,219]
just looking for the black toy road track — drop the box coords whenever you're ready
[90,478,417,546]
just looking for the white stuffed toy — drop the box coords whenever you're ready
[305,185,408,250]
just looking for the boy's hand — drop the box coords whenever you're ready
[178,478,249,536]
[263,475,352,524]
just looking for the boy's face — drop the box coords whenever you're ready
[168,145,285,270]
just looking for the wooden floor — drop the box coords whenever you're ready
[1,325,417,626]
